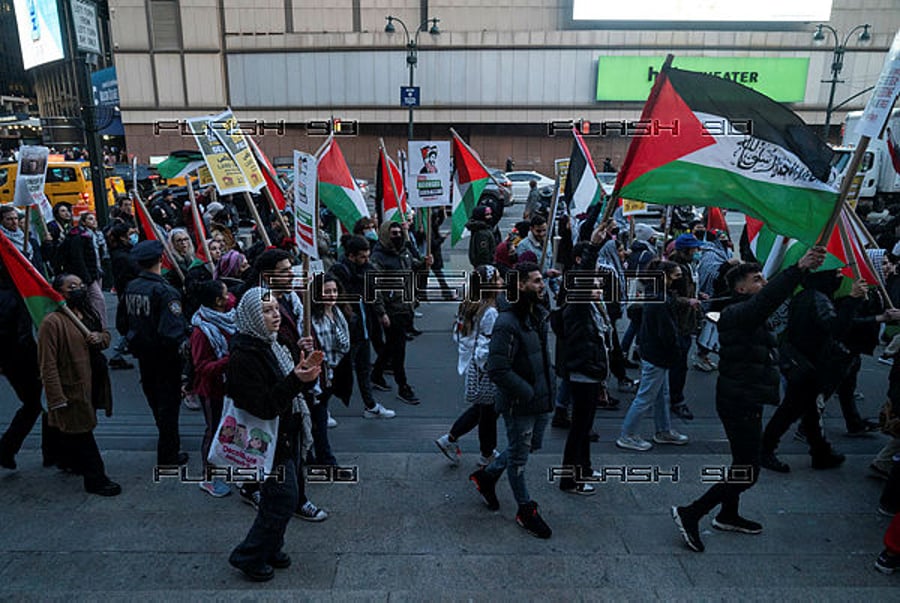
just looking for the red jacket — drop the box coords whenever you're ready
[190,327,229,401]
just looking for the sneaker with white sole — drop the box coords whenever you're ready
[199,479,232,498]
[712,514,763,534]
[295,500,328,522]
[693,357,717,372]
[878,355,895,366]
[616,435,653,451]
[477,449,499,467]
[435,433,461,466]
[363,403,396,419]
[672,506,704,552]
[327,412,338,428]
[653,430,689,445]
[560,483,596,496]
[239,487,261,510]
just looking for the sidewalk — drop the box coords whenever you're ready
[0,449,896,600]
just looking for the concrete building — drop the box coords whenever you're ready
[108,0,900,179]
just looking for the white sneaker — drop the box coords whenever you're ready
[295,500,328,522]
[327,412,338,428]
[435,433,461,466]
[182,394,201,411]
[477,449,500,467]
[363,403,396,419]
[653,430,689,445]
[616,435,653,451]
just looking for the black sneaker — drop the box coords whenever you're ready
[0,448,15,470]
[469,469,500,510]
[516,501,552,539]
[671,404,694,421]
[85,479,122,497]
[397,385,420,405]
[712,514,763,534]
[239,486,261,510]
[229,559,274,582]
[847,419,879,437]
[370,374,390,391]
[761,452,790,473]
[875,549,900,575]
[671,506,704,552]
[268,551,291,569]
[560,483,596,496]
[811,451,845,470]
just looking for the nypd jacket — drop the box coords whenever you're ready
[124,271,188,357]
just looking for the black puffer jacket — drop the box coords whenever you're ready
[370,222,426,323]
[637,292,679,368]
[787,271,862,364]
[466,218,495,268]
[225,332,309,464]
[556,301,608,381]
[716,265,804,408]
[57,226,100,285]
[487,297,554,416]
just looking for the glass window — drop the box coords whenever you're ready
[46,168,77,183]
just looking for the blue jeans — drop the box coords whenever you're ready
[555,378,571,411]
[229,451,299,570]
[484,411,551,506]
[620,360,671,438]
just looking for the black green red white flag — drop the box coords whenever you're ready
[614,63,838,247]
[450,133,491,245]
[0,231,64,327]
[564,128,602,215]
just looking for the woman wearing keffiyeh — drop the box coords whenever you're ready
[190,279,237,498]
[226,286,326,582]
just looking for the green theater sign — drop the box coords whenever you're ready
[596,56,809,102]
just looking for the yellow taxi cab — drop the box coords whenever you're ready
[0,161,125,214]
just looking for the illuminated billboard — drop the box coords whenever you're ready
[13,0,66,70]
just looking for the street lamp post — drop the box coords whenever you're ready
[385,15,440,141]
[814,23,872,139]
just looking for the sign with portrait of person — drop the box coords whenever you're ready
[406,141,450,208]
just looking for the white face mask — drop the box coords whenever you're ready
[129,233,139,246]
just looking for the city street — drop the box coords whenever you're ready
[0,221,898,600]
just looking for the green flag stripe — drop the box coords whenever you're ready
[619,160,836,246]
[319,182,365,232]
[24,296,63,328]
[451,178,488,245]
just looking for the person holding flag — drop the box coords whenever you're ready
[673,246,826,553]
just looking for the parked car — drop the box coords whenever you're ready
[505,170,555,203]
[0,160,125,215]
[481,169,513,207]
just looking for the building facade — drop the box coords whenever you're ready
[109,0,900,179]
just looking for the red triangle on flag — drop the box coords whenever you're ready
[615,71,716,192]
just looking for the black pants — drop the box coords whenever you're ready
[835,355,865,431]
[60,431,108,489]
[308,394,336,466]
[559,381,600,490]
[607,328,628,382]
[347,340,377,409]
[763,376,832,457]
[669,337,690,407]
[373,319,408,388]
[686,401,761,519]
[200,395,224,470]
[0,342,45,461]
[138,353,183,464]
[230,451,299,571]
[449,404,499,458]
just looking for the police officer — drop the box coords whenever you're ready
[125,240,189,466]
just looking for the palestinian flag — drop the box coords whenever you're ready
[706,207,728,233]
[450,133,491,245]
[316,136,369,232]
[565,128,602,215]
[615,62,838,247]
[248,137,287,211]
[888,127,900,176]
[376,147,408,223]
[191,202,210,263]
[0,231,64,327]
[133,197,175,272]
[156,150,205,179]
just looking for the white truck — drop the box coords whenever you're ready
[833,108,900,214]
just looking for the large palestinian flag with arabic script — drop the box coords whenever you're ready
[614,64,838,247]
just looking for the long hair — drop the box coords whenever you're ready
[167,227,195,264]
[311,273,352,321]
[457,264,501,337]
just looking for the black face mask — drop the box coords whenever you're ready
[390,235,404,248]
[68,288,88,309]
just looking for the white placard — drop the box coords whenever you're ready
[293,150,318,259]
[406,141,451,208]
[13,145,50,207]
[856,29,900,140]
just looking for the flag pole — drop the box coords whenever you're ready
[262,184,292,250]
[817,136,872,245]
[539,179,561,270]
[242,191,272,247]
[377,139,387,223]
[313,134,333,160]
[61,304,93,337]
[22,206,31,258]
[132,195,185,284]
[185,175,212,270]
[840,205,895,308]
[836,215,862,281]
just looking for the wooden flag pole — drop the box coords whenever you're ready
[817,135,872,246]
[22,205,31,258]
[132,195,186,284]
[185,176,212,270]
[243,191,272,247]
[61,304,92,337]
[262,184,292,249]
[302,254,311,338]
